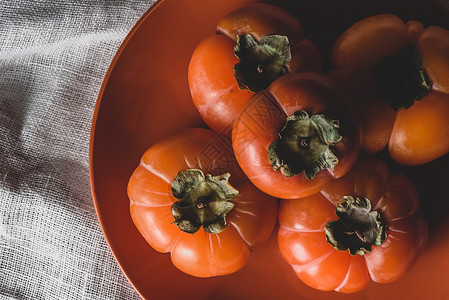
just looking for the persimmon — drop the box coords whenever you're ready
[331,14,449,165]
[188,3,321,135]
[278,156,428,292]
[232,72,360,199]
[127,128,277,277]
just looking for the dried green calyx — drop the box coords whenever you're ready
[268,110,342,180]
[234,34,291,93]
[372,44,431,110]
[325,196,387,256]
[171,169,238,234]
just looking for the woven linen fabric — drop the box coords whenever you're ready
[0,1,155,299]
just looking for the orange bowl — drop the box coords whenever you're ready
[89,0,449,299]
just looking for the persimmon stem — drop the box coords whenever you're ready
[325,196,387,256]
[372,44,431,110]
[171,169,238,234]
[268,110,342,179]
[234,34,291,93]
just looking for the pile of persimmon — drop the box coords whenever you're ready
[125,2,449,294]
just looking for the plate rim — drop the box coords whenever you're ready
[88,0,166,298]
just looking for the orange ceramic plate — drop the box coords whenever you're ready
[90,0,449,299]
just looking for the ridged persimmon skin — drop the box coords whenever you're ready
[278,156,428,293]
[188,3,322,136]
[331,14,449,165]
[128,128,277,278]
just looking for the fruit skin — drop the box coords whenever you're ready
[331,14,449,165]
[232,72,361,199]
[277,156,428,293]
[188,3,321,136]
[127,128,277,278]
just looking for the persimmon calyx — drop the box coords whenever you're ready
[171,169,238,234]
[325,196,387,256]
[268,110,342,179]
[234,34,291,93]
[372,44,431,111]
